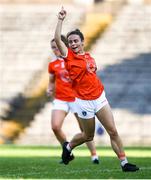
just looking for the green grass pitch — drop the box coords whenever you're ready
[0,145,151,179]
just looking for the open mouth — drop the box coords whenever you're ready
[72,46,77,49]
[71,47,79,52]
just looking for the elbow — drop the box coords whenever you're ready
[54,36,58,42]
[54,38,60,48]
[54,34,60,45]
[54,37,58,43]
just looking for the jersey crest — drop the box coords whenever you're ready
[59,69,72,83]
[86,57,97,73]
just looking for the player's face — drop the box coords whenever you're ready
[51,41,61,57]
[68,34,84,54]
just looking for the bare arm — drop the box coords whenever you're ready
[54,7,68,57]
[46,74,55,97]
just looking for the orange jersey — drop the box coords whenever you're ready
[48,57,75,102]
[64,48,104,100]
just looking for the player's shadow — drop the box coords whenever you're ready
[97,53,151,115]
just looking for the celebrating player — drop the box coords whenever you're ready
[47,35,99,164]
[53,7,139,172]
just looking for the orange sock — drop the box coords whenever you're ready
[91,151,97,156]
[118,152,126,160]
[118,152,128,166]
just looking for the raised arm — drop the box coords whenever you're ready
[54,7,68,57]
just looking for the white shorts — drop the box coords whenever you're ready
[75,91,108,119]
[52,99,76,113]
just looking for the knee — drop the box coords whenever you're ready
[108,128,118,138]
[83,134,94,142]
[51,124,60,133]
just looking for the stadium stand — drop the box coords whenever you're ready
[14,1,119,145]
[1,0,151,145]
[91,2,151,145]
[16,1,151,146]
[0,3,84,143]
[0,4,84,114]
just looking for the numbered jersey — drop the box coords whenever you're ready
[64,48,104,100]
[48,57,75,102]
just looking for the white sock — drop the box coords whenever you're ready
[66,143,71,152]
[121,158,128,167]
[91,155,99,161]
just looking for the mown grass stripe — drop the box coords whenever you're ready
[0,148,151,157]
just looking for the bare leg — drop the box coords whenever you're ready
[62,117,96,164]
[85,141,97,156]
[95,103,139,171]
[96,104,124,156]
[74,113,99,161]
[62,104,139,171]
[69,117,95,149]
[51,110,67,145]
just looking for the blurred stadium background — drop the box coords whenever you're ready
[0,0,151,146]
